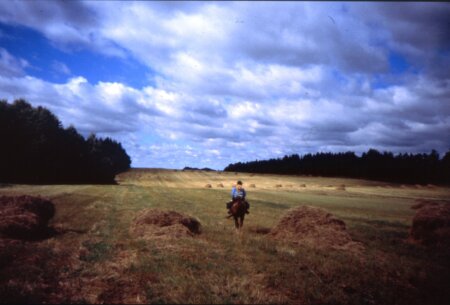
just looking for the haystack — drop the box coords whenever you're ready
[269,206,363,252]
[336,184,346,191]
[409,202,450,248]
[130,209,201,239]
[0,195,55,240]
[411,199,439,210]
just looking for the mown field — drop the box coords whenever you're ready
[1,169,449,304]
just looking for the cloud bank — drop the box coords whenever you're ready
[0,1,449,169]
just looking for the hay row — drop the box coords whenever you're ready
[128,205,365,255]
[203,183,316,189]
[204,183,258,188]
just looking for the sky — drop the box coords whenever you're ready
[0,1,449,170]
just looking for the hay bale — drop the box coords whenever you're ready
[409,202,450,248]
[411,199,439,210]
[336,184,346,191]
[130,209,201,239]
[249,184,256,188]
[269,206,363,252]
[0,195,55,240]
[216,183,224,188]
[204,184,212,188]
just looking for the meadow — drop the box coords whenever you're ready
[1,169,449,304]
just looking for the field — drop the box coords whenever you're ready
[1,169,449,304]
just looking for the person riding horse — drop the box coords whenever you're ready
[227,180,250,215]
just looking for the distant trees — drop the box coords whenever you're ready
[0,99,131,184]
[224,149,450,185]
[182,167,216,172]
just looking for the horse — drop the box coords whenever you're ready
[227,198,247,230]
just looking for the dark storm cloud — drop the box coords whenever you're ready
[0,1,97,33]
[360,121,449,152]
[373,3,450,50]
[353,3,450,79]
[0,0,124,56]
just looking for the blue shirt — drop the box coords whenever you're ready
[231,186,246,200]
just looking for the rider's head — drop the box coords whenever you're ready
[237,180,243,189]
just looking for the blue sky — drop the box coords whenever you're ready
[0,1,449,169]
[0,22,151,87]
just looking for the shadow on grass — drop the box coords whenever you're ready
[253,199,291,210]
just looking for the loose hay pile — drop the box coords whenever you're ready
[0,196,65,303]
[409,200,450,248]
[410,199,440,210]
[0,195,55,240]
[336,184,346,191]
[130,209,201,239]
[269,206,363,252]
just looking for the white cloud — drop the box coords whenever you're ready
[0,48,29,77]
[51,60,71,76]
[0,2,449,168]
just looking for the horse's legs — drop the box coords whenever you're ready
[234,216,239,229]
[239,215,245,228]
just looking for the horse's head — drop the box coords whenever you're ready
[230,198,246,216]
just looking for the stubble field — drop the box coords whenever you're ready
[1,168,449,304]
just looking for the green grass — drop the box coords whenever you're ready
[1,169,449,304]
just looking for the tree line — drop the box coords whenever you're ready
[0,99,131,184]
[224,149,450,185]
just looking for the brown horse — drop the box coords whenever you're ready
[227,198,246,229]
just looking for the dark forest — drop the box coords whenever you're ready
[0,99,131,184]
[224,149,450,185]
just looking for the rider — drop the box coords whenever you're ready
[227,180,250,214]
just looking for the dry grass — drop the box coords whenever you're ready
[0,169,449,304]
[409,200,450,248]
